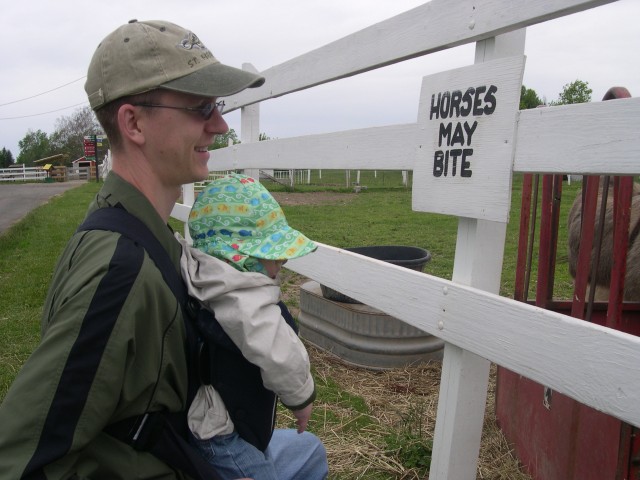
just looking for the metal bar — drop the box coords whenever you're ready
[571,175,600,319]
[524,175,540,302]
[586,176,610,322]
[536,175,555,308]
[515,173,534,302]
[607,176,633,328]
[547,174,564,301]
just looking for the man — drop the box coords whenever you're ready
[0,20,327,479]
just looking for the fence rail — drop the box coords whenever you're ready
[0,166,47,182]
[0,165,96,182]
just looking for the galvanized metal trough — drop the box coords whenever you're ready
[298,246,444,369]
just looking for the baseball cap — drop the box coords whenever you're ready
[85,19,265,110]
[189,174,317,271]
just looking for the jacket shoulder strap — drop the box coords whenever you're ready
[78,207,187,305]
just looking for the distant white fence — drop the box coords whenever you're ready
[171,1,639,478]
[266,169,409,188]
[0,165,96,182]
[0,165,47,182]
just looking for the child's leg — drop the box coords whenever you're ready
[266,429,329,480]
[190,431,278,480]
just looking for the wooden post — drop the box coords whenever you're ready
[241,63,261,181]
[429,29,526,480]
[94,136,99,182]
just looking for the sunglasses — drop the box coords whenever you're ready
[132,100,225,120]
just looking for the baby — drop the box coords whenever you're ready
[179,173,320,480]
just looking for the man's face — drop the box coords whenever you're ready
[138,90,228,187]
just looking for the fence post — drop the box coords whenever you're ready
[241,63,262,181]
[429,28,526,480]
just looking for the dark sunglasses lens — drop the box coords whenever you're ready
[201,103,215,119]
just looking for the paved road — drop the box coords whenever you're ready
[0,181,86,235]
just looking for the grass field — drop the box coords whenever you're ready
[0,173,584,478]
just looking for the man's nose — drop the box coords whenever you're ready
[206,110,229,134]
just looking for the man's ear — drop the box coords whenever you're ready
[118,104,145,146]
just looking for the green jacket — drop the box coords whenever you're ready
[0,173,192,479]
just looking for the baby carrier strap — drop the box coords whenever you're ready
[77,206,221,480]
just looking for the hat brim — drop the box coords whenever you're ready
[161,62,265,98]
[234,227,318,261]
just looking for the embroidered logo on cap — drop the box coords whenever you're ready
[179,32,207,50]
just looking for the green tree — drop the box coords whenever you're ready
[211,128,240,149]
[49,106,103,162]
[210,129,271,150]
[16,129,51,166]
[0,148,14,168]
[519,85,543,110]
[551,79,592,105]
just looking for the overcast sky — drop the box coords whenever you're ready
[1,0,638,159]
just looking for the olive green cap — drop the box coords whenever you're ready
[85,19,265,110]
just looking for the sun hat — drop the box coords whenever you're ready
[85,19,265,110]
[189,174,317,272]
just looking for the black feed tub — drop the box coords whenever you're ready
[320,245,431,304]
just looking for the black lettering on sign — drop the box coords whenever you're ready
[438,123,451,147]
[438,121,478,147]
[433,149,473,178]
[430,85,498,120]
[430,84,497,179]
[450,90,463,118]
[430,93,441,120]
[484,85,498,115]
[472,86,486,116]
[461,88,474,116]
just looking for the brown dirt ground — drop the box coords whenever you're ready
[274,192,530,479]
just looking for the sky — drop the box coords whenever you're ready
[1,0,638,159]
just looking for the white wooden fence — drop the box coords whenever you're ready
[0,165,47,182]
[171,1,639,478]
[0,165,96,182]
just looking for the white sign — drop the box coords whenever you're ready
[412,56,525,222]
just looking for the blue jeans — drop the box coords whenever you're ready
[190,429,328,480]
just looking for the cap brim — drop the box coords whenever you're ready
[161,62,265,98]
[235,226,318,261]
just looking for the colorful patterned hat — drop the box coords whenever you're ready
[189,174,317,271]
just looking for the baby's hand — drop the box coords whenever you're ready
[292,404,313,433]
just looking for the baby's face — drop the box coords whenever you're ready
[259,259,288,279]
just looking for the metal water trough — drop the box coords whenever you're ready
[319,246,432,304]
[299,246,443,369]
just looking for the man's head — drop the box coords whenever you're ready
[85,19,264,111]
[85,20,264,150]
[188,174,317,276]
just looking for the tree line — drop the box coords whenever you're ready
[520,79,592,110]
[0,80,592,169]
